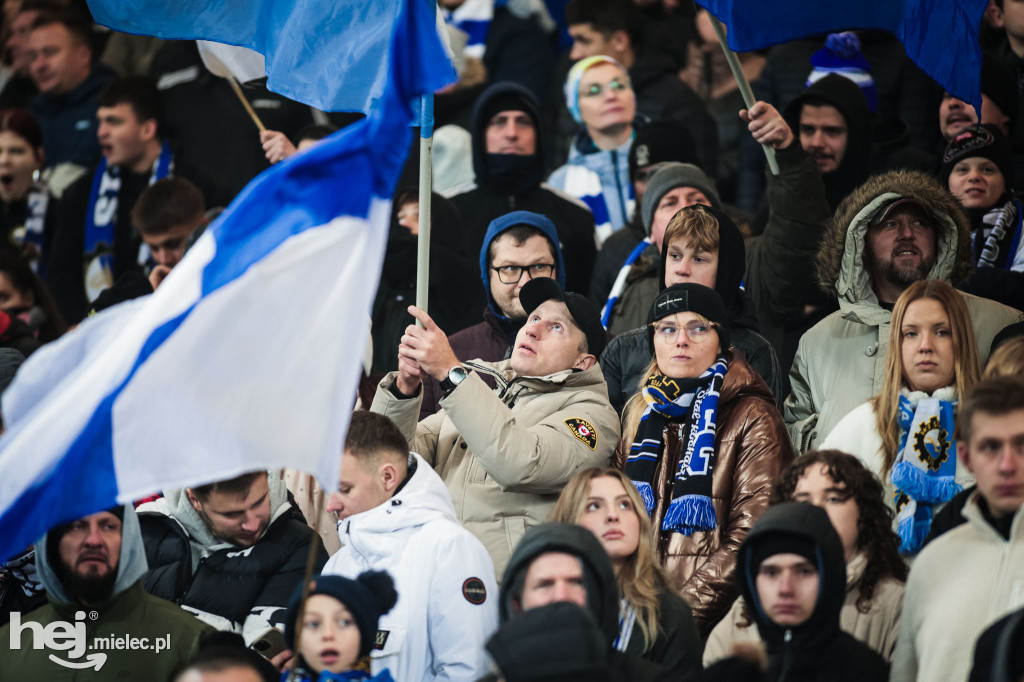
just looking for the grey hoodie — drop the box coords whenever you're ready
[36,504,147,606]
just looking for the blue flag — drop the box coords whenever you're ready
[696,0,989,111]
[0,0,452,562]
[85,0,454,113]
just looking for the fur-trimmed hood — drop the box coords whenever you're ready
[816,169,973,308]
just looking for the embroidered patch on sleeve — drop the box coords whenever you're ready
[564,418,598,450]
[373,629,390,650]
[462,577,487,604]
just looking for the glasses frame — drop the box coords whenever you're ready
[649,319,719,344]
[491,263,557,285]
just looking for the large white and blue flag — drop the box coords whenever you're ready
[0,0,454,561]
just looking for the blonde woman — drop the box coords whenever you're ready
[823,279,981,553]
[551,467,703,680]
[616,282,792,635]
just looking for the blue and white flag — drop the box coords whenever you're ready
[696,0,988,112]
[0,0,454,562]
[85,0,453,113]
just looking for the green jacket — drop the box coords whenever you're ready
[785,170,1024,452]
[0,506,212,680]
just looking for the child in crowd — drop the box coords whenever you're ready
[283,571,398,682]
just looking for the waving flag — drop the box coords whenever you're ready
[0,0,454,562]
[85,0,448,113]
[696,0,988,111]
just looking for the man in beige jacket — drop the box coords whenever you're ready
[371,278,619,578]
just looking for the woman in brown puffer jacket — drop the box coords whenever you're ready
[615,283,793,636]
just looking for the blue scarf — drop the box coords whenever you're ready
[890,391,961,553]
[84,141,173,300]
[626,357,728,535]
[601,237,652,327]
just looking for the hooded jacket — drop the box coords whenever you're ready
[137,472,328,644]
[446,82,597,296]
[614,349,794,635]
[600,204,783,412]
[419,210,567,418]
[0,506,211,680]
[705,551,905,664]
[785,170,1024,452]
[499,523,669,682]
[783,73,873,211]
[371,358,619,578]
[737,503,888,682]
[324,453,498,682]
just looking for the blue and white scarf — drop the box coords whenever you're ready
[890,389,961,553]
[562,164,616,244]
[626,357,728,535]
[84,141,173,301]
[11,182,49,274]
[442,0,495,61]
[613,598,637,652]
[601,237,652,327]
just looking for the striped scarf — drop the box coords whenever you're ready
[890,389,961,553]
[625,357,728,535]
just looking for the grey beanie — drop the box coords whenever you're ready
[640,162,721,235]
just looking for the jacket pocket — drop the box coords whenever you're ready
[502,516,529,557]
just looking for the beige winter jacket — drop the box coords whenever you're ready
[704,552,905,664]
[890,493,1024,682]
[785,170,1024,452]
[371,359,620,579]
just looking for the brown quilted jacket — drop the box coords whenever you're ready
[615,350,794,636]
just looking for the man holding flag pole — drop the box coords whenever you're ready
[0,1,457,672]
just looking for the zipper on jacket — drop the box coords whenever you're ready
[611,149,627,224]
[179,555,207,605]
[777,628,793,682]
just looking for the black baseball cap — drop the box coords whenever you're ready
[519,278,606,357]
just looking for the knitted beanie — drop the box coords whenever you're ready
[806,32,877,113]
[640,162,722,234]
[284,571,398,659]
[628,121,700,183]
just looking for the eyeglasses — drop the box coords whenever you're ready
[650,319,717,343]
[492,263,556,284]
[580,78,630,98]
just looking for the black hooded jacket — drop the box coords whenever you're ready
[738,503,888,682]
[447,82,597,296]
[500,523,670,682]
[599,206,782,413]
[784,74,873,211]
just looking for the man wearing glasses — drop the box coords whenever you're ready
[370,276,620,579]
[548,55,640,243]
[418,210,566,418]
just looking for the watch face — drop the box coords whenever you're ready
[450,367,468,383]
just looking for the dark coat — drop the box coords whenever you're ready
[138,504,328,633]
[447,82,597,297]
[625,587,704,682]
[737,503,889,682]
[29,64,117,168]
[44,154,230,323]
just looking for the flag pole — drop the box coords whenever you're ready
[707,15,779,176]
[227,76,267,132]
[415,93,434,322]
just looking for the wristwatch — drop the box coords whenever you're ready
[440,365,469,395]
